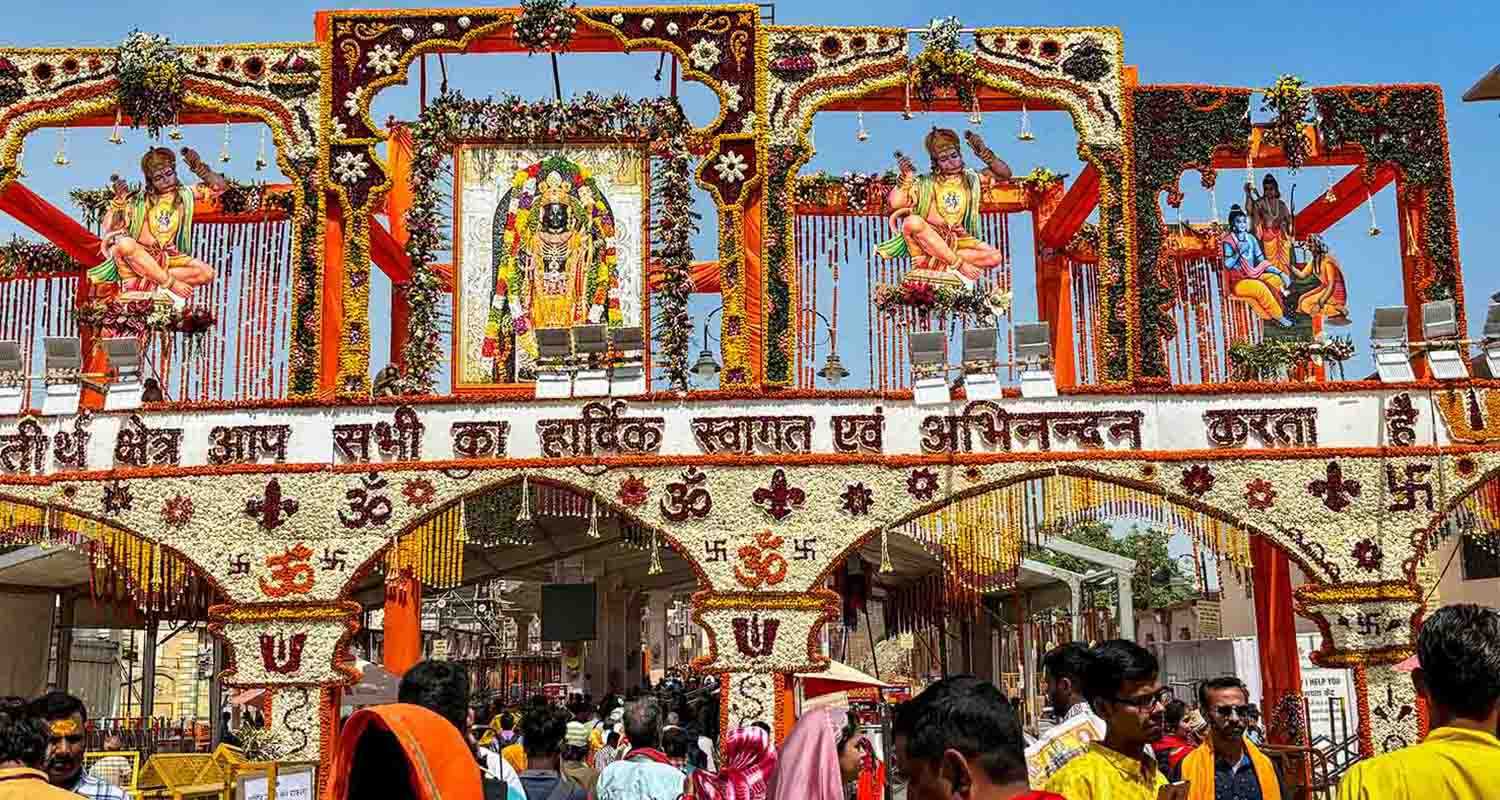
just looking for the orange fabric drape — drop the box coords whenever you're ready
[325,704,482,800]
[1250,537,1303,744]
[385,125,414,366]
[0,181,104,266]
[383,572,422,677]
[319,195,345,393]
[742,189,764,385]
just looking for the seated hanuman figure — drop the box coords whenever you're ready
[876,127,1013,287]
[90,146,225,305]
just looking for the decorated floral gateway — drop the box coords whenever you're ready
[0,3,1489,792]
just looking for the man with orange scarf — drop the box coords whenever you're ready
[1179,677,1279,800]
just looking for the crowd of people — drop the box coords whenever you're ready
[2,602,1495,800]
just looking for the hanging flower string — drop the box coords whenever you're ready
[115,31,186,139]
[1260,74,1313,172]
[514,0,578,54]
[911,17,980,111]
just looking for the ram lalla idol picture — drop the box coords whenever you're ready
[454,143,647,387]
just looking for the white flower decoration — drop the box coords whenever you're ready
[333,151,369,184]
[740,115,757,135]
[721,83,742,112]
[524,178,537,192]
[713,151,748,184]
[331,119,348,140]
[667,22,679,36]
[611,13,624,25]
[641,17,654,31]
[432,22,446,34]
[365,44,400,75]
[342,89,363,117]
[458,16,471,29]
[689,39,721,72]
[401,27,415,40]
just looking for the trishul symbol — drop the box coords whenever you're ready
[733,614,780,657]
[734,530,788,589]
[259,632,308,675]
[259,543,316,598]
[245,478,299,530]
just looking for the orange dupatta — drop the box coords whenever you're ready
[1180,737,1278,800]
[326,704,483,800]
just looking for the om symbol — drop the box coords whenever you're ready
[734,530,788,589]
[660,467,712,522]
[339,473,394,529]
[259,544,316,598]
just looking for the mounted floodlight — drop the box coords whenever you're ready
[817,352,850,386]
[1369,306,1415,383]
[1421,300,1468,380]
[961,327,1001,401]
[101,337,144,411]
[609,326,647,396]
[534,327,574,399]
[0,341,23,415]
[1014,322,1057,398]
[571,324,610,397]
[908,331,950,406]
[1482,302,1500,378]
[41,337,82,416]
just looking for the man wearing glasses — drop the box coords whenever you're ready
[1043,640,1183,800]
[1177,677,1279,799]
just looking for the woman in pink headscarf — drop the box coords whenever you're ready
[765,707,863,800]
[686,725,778,800]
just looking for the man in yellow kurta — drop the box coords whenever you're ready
[92,147,224,305]
[1336,604,1500,800]
[1044,640,1175,800]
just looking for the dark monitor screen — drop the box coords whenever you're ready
[541,582,597,642]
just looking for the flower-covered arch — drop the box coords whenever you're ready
[761,26,1135,385]
[0,40,328,394]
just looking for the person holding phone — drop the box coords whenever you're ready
[1043,641,1175,800]
[1178,677,1279,800]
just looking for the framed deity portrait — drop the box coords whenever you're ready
[452,141,651,389]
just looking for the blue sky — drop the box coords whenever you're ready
[5,0,1499,393]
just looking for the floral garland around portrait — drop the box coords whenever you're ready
[400,91,695,394]
[1129,86,1253,381]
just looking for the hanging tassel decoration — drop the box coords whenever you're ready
[1209,182,1220,228]
[108,109,124,145]
[902,78,914,120]
[255,127,269,172]
[168,113,184,142]
[1366,189,1381,237]
[53,127,69,166]
[880,524,894,573]
[1405,208,1419,256]
[517,475,532,522]
[1323,166,1337,203]
[856,111,869,142]
[968,93,982,126]
[648,530,663,575]
[218,121,232,164]
[586,496,600,538]
[15,141,25,178]
[1017,101,1035,142]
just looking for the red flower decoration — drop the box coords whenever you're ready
[617,474,649,508]
[1457,456,1477,478]
[242,56,265,79]
[161,494,195,528]
[1352,539,1384,571]
[60,58,79,75]
[218,55,236,72]
[1245,478,1277,510]
[1180,464,1215,498]
[963,465,983,483]
[840,482,874,516]
[31,63,54,83]
[87,57,103,72]
[194,54,210,68]
[402,478,436,508]
[907,468,940,501]
[1141,464,1158,479]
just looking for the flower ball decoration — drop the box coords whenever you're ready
[515,0,577,53]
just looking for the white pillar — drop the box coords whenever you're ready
[1115,570,1135,642]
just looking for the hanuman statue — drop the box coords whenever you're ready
[876,128,1013,288]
